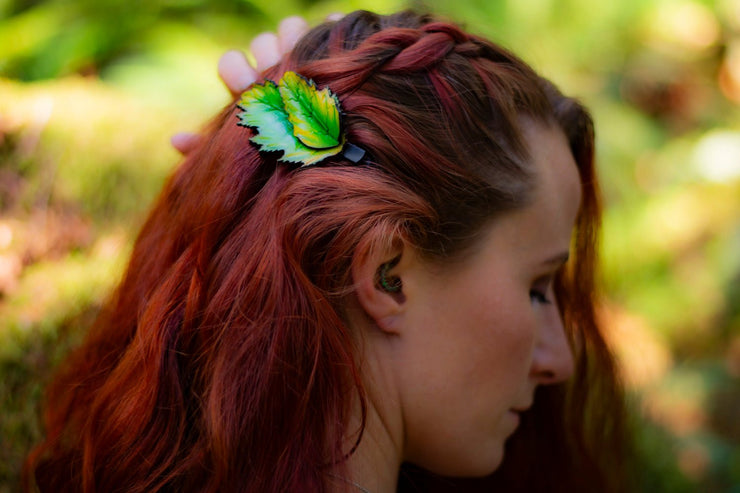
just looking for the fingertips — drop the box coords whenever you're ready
[250,32,281,72]
[218,50,258,96]
[277,16,309,54]
[171,132,201,155]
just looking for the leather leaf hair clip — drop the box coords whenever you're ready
[237,71,365,167]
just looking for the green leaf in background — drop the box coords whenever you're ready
[279,71,341,149]
[236,71,344,166]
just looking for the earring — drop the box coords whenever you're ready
[378,258,402,293]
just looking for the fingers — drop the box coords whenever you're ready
[173,15,329,156]
[250,32,281,72]
[218,50,259,96]
[277,16,309,54]
[174,52,253,155]
[171,132,201,155]
[219,15,316,95]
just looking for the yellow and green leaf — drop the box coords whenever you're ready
[236,71,344,167]
[279,71,341,150]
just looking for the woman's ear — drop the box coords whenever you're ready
[352,244,408,335]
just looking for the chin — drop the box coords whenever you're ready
[419,442,507,479]
[466,447,506,477]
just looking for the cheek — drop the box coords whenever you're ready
[474,282,537,334]
[492,298,538,362]
[399,284,539,474]
[463,294,537,378]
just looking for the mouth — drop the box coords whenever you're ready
[508,399,533,430]
[506,410,522,433]
[510,403,532,413]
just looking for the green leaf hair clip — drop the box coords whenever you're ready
[236,71,365,167]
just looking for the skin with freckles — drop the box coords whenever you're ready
[350,121,581,488]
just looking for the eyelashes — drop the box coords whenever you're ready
[529,289,552,305]
[529,274,556,305]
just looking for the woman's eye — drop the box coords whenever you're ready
[529,275,555,305]
[529,289,552,304]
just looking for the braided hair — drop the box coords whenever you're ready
[26,10,628,493]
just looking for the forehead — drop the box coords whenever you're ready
[480,121,582,258]
[523,121,582,215]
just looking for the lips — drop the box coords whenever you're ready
[510,403,532,413]
[506,410,522,433]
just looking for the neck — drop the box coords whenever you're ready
[336,302,406,493]
[331,396,401,493]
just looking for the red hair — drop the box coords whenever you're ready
[26,10,629,492]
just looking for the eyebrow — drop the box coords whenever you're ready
[541,252,570,267]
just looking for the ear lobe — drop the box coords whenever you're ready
[352,248,406,335]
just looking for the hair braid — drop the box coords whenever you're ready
[281,15,484,96]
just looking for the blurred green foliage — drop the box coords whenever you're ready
[1,0,739,491]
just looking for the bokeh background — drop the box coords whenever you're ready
[1,0,739,491]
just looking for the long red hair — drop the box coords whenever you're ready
[26,10,629,492]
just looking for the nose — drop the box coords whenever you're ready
[530,312,575,384]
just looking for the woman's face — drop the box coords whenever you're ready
[390,122,581,476]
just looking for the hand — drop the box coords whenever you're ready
[171,16,310,154]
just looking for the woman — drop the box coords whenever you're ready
[26,10,629,492]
